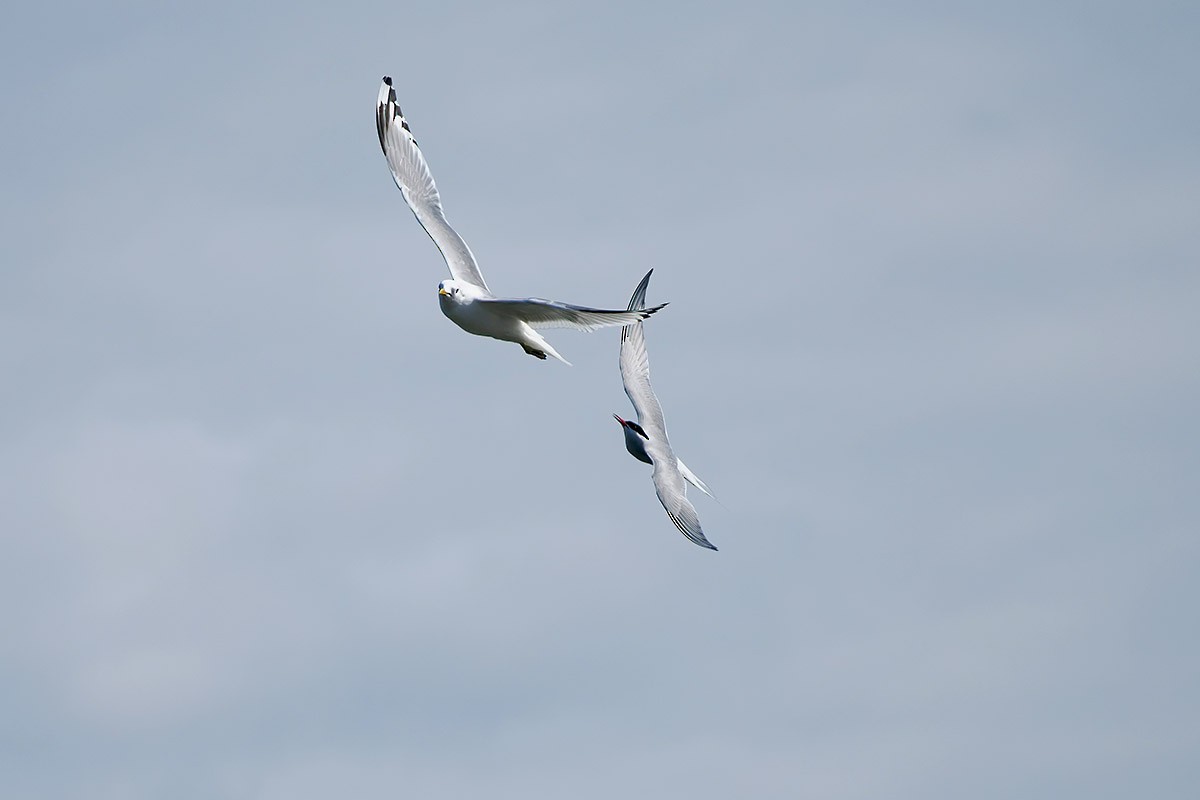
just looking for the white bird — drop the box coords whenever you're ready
[376,77,665,365]
[613,270,718,551]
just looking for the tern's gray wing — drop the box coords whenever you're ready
[619,269,667,436]
[484,297,667,332]
[376,77,490,293]
[651,456,717,551]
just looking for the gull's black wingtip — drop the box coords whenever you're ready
[641,302,668,319]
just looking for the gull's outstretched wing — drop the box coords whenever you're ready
[619,269,667,436]
[652,458,716,551]
[376,77,490,293]
[485,298,667,332]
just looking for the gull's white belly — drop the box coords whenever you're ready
[440,297,522,343]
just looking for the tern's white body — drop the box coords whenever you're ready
[615,270,717,551]
[377,77,665,364]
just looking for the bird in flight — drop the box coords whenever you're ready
[376,77,666,365]
[613,270,718,550]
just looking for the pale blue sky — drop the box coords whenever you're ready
[2,2,1198,797]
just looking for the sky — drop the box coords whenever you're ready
[2,1,1198,797]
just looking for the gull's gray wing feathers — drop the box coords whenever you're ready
[485,297,667,332]
[376,77,491,293]
[619,269,667,436]
[652,457,717,551]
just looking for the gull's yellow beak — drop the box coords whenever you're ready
[438,287,450,297]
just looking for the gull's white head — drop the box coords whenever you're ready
[437,279,477,303]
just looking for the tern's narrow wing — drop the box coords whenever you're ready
[485,298,667,332]
[619,269,667,436]
[376,77,490,293]
[652,458,717,551]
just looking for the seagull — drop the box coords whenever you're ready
[614,269,718,551]
[376,76,665,365]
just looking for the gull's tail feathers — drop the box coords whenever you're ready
[520,324,572,366]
